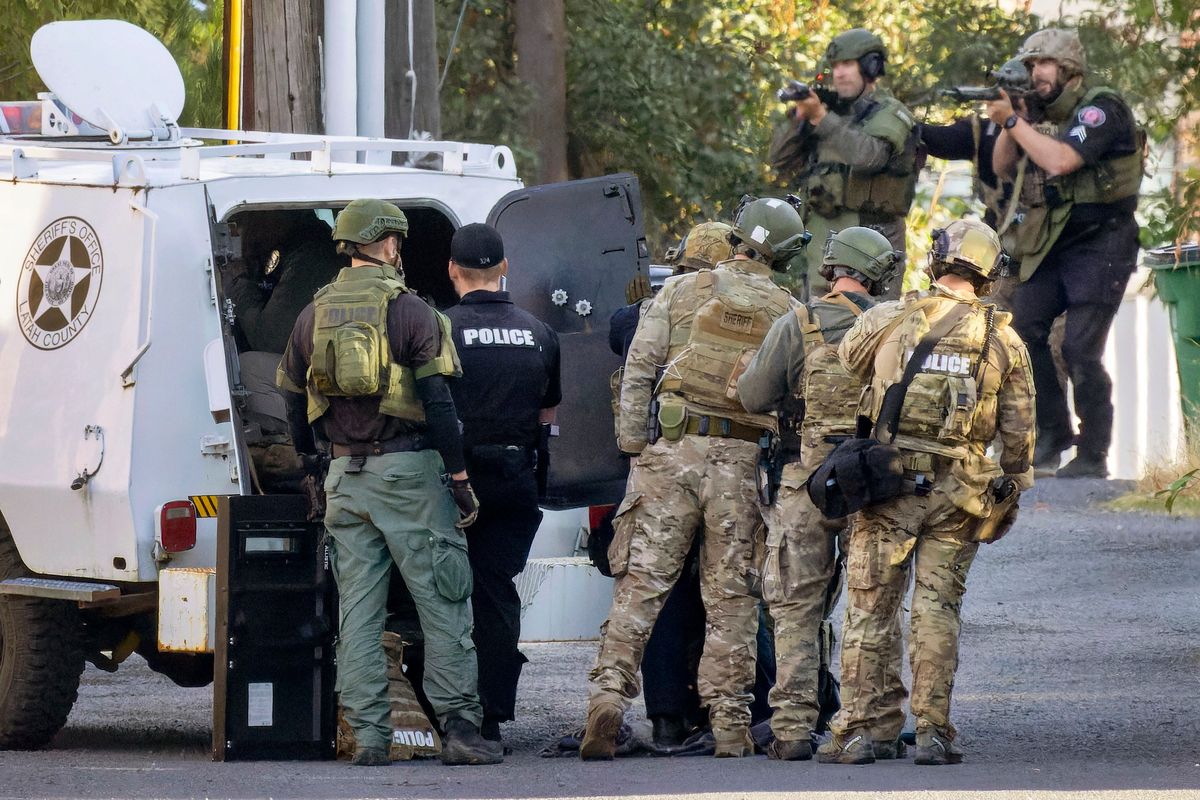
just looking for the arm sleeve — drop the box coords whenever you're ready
[416,375,466,474]
[283,391,316,456]
[1058,96,1134,166]
[769,113,817,184]
[919,119,976,161]
[814,112,893,172]
[617,284,673,452]
[996,334,1037,490]
[837,301,905,379]
[228,275,270,351]
[737,312,805,414]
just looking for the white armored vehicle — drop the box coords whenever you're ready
[0,21,642,753]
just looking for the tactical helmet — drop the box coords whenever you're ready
[729,196,810,272]
[1017,28,1087,76]
[333,199,409,244]
[665,221,734,272]
[928,219,1008,280]
[826,28,887,79]
[822,226,900,283]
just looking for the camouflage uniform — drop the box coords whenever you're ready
[770,87,917,297]
[829,282,1035,746]
[738,289,899,746]
[589,257,797,740]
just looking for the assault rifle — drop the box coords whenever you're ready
[940,59,1030,103]
[777,77,839,108]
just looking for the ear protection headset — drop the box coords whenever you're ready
[859,51,886,80]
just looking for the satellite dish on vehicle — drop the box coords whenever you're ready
[31,20,185,143]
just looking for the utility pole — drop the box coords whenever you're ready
[386,0,440,145]
[515,0,567,184]
[241,0,325,133]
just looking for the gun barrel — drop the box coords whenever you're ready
[941,86,1003,102]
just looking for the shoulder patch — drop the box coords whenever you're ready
[1077,105,1106,128]
[1068,126,1087,143]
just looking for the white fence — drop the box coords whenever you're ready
[1104,270,1184,480]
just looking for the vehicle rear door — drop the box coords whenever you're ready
[488,174,650,508]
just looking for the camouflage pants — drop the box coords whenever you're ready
[830,491,979,743]
[761,465,840,741]
[589,435,765,732]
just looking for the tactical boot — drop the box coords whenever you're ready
[913,731,964,765]
[1033,430,1075,473]
[766,737,813,761]
[816,731,876,765]
[1056,453,1108,479]
[440,717,504,766]
[579,699,624,761]
[351,746,390,766]
[651,715,690,748]
[712,728,753,758]
[873,737,908,760]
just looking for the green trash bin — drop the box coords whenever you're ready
[1147,243,1200,438]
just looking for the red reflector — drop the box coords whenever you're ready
[159,500,197,553]
[588,504,616,531]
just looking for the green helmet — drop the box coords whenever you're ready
[826,28,886,75]
[730,197,810,272]
[823,226,899,283]
[929,219,1008,280]
[1017,28,1087,76]
[665,221,734,272]
[333,199,409,245]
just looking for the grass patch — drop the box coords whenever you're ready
[1107,441,1200,515]
[1104,493,1200,516]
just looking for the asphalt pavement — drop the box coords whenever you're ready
[2,477,1199,799]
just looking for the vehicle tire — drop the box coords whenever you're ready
[0,525,86,750]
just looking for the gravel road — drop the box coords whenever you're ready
[2,477,1198,799]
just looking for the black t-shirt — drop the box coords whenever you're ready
[282,287,443,445]
[1058,92,1139,225]
[444,290,562,451]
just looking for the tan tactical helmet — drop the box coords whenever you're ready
[929,218,1008,280]
[665,221,734,272]
[1017,28,1087,77]
[333,199,410,245]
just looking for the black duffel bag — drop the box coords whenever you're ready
[806,303,972,519]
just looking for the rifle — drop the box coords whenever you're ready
[940,59,1030,104]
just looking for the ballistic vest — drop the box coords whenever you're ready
[304,265,427,424]
[862,294,1012,459]
[658,262,793,425]
[793,294,869,463]
[803,88,919,220]
[1008,85,1144,279]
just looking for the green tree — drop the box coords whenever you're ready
[0,1,223,128]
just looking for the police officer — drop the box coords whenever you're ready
[442,223,562,746]
[987,28,1143,478]
[737,226,902,761]
[580,198,804,761]
[771,28,918,298]
[818,219,1035,765]
[276,199,501,767]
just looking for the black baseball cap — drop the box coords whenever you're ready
[450,223,505,269]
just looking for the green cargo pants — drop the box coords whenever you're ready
[324,450,481,751]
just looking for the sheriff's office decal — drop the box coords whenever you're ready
[17,217,103,350]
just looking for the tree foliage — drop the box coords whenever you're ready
[0,1,223,127]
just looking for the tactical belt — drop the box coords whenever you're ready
[331,435,424,458]
[683,415,767,444]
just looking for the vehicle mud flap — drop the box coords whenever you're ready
[214,495,336,761]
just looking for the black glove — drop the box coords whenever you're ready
[449,478,479,528]
[992,476,1018,502]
